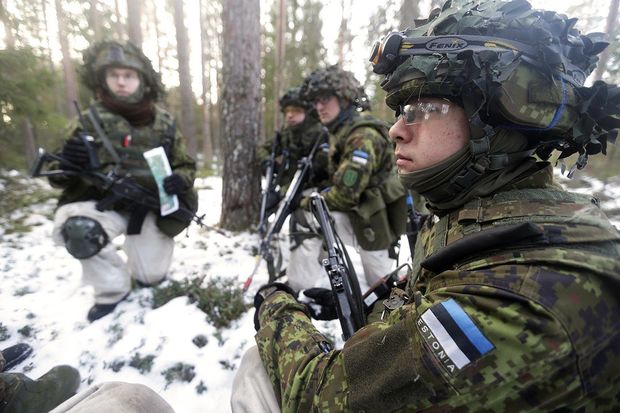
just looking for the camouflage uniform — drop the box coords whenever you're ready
[49,41,197,313]
[287,67,407,290]
[253,164,620,413]
[247,1,620,412]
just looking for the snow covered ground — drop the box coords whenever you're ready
[0,174,347,413]
[1,169,618,412]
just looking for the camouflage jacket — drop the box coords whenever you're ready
[255,165,620,412]
[323,113,406,250]
[258,117,327,193]
[49,101,197,237]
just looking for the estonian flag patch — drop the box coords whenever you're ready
[351,150,369,166]
[417,298,494,374]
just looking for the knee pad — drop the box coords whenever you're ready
[61,216,109,259]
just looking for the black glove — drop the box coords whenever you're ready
[61,136,90,168]
[253,282,297,331]
[302,288,338,321]
[163,174,189,195]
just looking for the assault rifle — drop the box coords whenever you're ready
[29,149,213,232]
[243,127,329,291]
[30,102,216,234]
[258,131,281,236]
[309,192,365,340]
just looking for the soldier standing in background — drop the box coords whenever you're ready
[234,0,620,411]
[49,41,198,322]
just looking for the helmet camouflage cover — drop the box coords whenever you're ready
[79,40,165,100]
[300,65,371,111]
[370,0,620,172]
[279,87,312,111]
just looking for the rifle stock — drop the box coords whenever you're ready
[258,132,281,236]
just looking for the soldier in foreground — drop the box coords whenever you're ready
[49,41,197,322]
[233,0,620,411]
[288,65,407,290]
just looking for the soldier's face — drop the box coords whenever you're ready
[283,106,306,127]
[389,98,469,172]
[105,67,141,97]
[313,95,341,124]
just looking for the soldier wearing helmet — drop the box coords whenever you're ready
[48,41,197,322]
[235,1,620,412]
[283,65,407,292]
[256,86,328,290]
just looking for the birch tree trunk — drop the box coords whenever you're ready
[54,0,79,117]
[220,0,261,230]
[173,0,197,157]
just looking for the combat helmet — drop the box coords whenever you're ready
[370,0,619,178]
[279,87,312,111]
[300,65,371,111]
[79,40,165,100]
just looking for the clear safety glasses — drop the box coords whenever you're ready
[396,100,452,125]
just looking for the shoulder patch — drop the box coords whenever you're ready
[342,167,360,187]
[351,149,369,166]
[416,298,494,374]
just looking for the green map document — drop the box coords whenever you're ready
[143,146,179,216]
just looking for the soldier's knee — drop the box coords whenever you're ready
[61,216,109,259]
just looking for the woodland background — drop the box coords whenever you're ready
[0,0,618,231]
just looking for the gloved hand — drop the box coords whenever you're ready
[253,282,297,331]
[61,136,90,168]
[163,174,188,195]
[301,288,338,321]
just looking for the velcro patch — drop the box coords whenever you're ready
[351,150,369,166]
[417,298,494,375]
[342,168,359,187]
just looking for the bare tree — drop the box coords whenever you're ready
[399,0,420,29]
[0,0,15,48]
[336,0,353,67]
[273,0,286,132]
[220,0,261,230]
[54,0,79,117]
[126,0,141,47]
[593,0,619,81]
[199,0,213,169]
[173,0,198,156]
[114,0,123,39]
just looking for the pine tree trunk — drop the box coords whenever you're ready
[199,0,213,170]
[0,0,15,48]
[127,0,142,47]
[22,117,37,169]
[220,0,261,231]
[593,0,619,81]
[173,0,198,157]
[114,0,123,39]
[54,0,79,117]
[273,0,286,133]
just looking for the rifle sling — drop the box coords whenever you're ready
[87,106,122,165]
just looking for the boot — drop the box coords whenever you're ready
[1,344,33,372]
[87,303,119,322]
[0,365,80,413]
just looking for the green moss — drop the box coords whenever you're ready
[129,352,156,374]
[161,363,196,388]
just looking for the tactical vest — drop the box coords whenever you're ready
[89,103,176,192]
[403,187,620,406]
[331,115,407,250]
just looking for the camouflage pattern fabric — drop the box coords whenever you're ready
[49,102,197,237]
[255,166,620,412]
[323,113,406,250]
[258,116,327,193]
